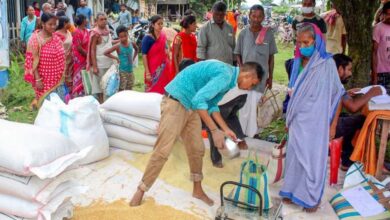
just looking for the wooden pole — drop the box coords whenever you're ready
[15,0,21,31]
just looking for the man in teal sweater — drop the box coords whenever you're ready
[130,60,264,207]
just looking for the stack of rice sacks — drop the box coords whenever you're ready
[100,91,162,153]
[0,119,90,220]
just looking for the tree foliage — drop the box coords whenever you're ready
[189,0,245,16]
[333,0,379,87]
[260,0,274,5]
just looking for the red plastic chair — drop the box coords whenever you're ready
[329,137,343,185]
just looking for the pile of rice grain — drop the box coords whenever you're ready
[72,199,200,220]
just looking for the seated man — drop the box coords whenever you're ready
[333,54,382,170]
[179,59,250,168]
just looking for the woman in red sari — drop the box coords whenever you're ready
[24,13,66,107]
[141,15,171,94]
[71,14,90,97]
[171,15,198,78]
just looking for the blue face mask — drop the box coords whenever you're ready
[299,44,315,57]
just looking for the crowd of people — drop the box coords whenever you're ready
[18,0,390,214]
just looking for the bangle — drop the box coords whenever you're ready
[35,78,42,82]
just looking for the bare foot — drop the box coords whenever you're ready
[304,204,319,213]
[238,141,248,150]
[213,162,224,168]
[30,99,38,111]
[282,198,293,204]
[129,189,144,207]
[340,165,349,172]
[193,191,214,206]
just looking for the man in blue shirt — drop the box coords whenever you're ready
[130,60,264,207]
[114,4,132,30]
[76,0,93,28]
[112,0,120,14]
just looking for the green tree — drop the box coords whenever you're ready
[260,0,274,5]
[333,0,379,87]
[189,0,214,16]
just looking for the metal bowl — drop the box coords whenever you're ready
[219,138,240,159]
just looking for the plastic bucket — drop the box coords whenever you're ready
[0,69,9,88]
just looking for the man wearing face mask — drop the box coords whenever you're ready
[292,0,327,42]
[333,54,383,171]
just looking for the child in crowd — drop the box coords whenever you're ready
[104,25,138,90]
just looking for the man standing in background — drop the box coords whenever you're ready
[235,5,277,138]
[65,0,75,24]
[197,1,235,65]
[292,0,327,40]
[321,0,347,54]
[114,4,132,30]
[372,2,390,94]
[88,13,113,103]
[76,0,93,28]
[197,1,243,167]
[41,2,53,15]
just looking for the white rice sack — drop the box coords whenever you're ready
[0,119,91,179]
[35,94,109,165]
[104,123,157,146]
[100,64,120,98]
[0,200,73,220]
[109,137,153,153]
[100,109,159,135]
[100,91,162,120]
[0,185,84,220]
[0,172,76,204]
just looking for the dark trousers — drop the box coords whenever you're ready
[377,72,390,95]
[335,114,366,167]
[203,94,247,165]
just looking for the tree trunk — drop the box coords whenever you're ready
[333,0,379,88]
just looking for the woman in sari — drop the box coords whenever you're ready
[141,15,171,94]
[55,16,73,91]
[280,23,344,212]
[32,2,40,17]
[24,13,66,108]
[170,15,197,78]
[71,14,89,97]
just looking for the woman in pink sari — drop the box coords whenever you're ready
[71,14,90,97]
[141,15,171,94]
[24,13,66,108]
